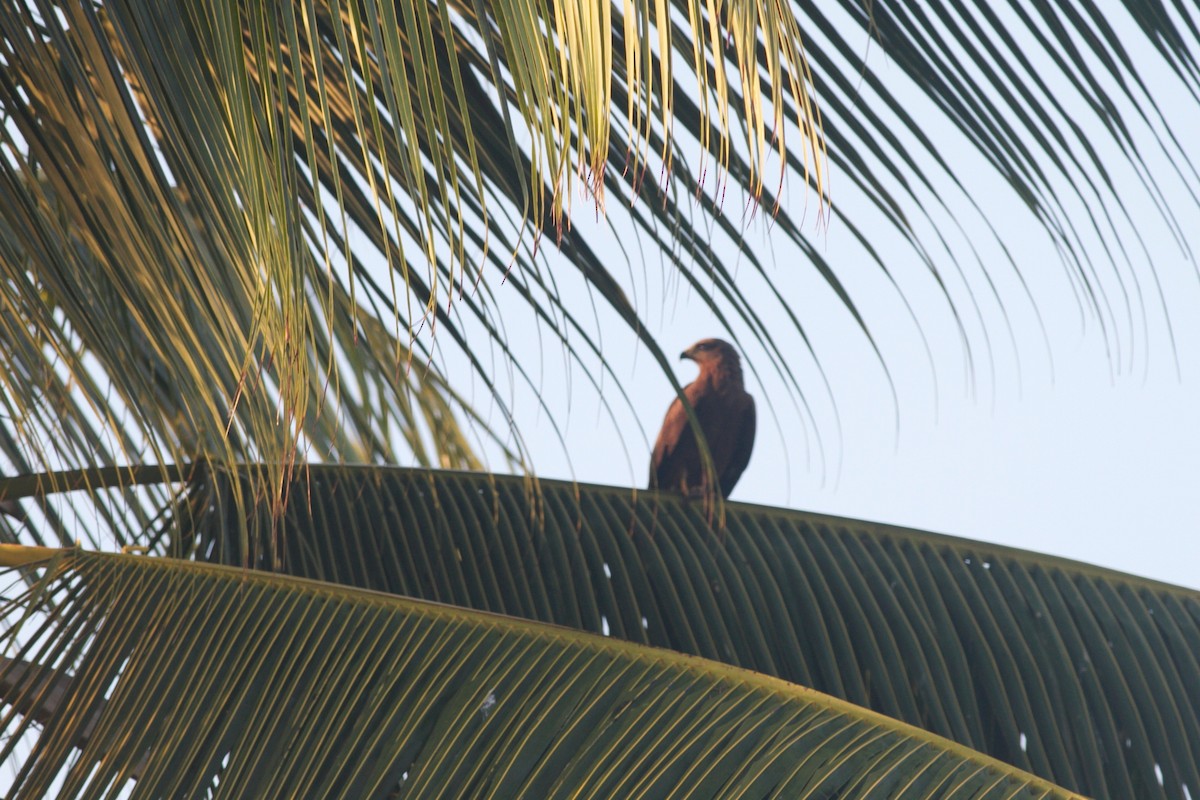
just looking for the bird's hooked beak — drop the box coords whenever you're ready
[679,347,693,361]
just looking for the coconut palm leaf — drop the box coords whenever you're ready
[0,547,1084,799]
[91,463,1194,800]
[3,0,1199,508]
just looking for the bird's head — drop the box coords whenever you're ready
[680,338,740,370]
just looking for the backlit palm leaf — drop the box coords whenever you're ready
[3,0,1199,497]
[0,548,1083,798]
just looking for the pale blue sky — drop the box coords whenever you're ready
[463,0,1200,590]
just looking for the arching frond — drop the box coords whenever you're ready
[145,465,1198,800]
[0,548,1082,798]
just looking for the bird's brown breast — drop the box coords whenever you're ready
[649,365,755,498]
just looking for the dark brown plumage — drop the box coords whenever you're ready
[649,338,756,498]
[0,499,24,522]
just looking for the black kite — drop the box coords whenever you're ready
[649,338,756,498]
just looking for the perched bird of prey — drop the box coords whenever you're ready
[650,338,756,498]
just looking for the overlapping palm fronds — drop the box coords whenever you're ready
[159,464,1196,799]
[0,547,1087,799]
[1,1,1199,795]
[2,465,1196,796]
[3,0,1198,506]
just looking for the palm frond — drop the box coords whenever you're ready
[0,1,525,518]
[4,0,1199,505]
[113,464,1200,800]
[0,548,1083,798]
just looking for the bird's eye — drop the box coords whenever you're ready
[697,342,711,350]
